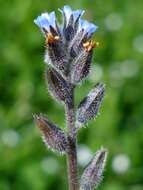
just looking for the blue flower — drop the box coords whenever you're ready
[78,19,98,37]
[34,5,98,39]
[34,12,56,33]
[59,6,85,41]
[59,5,85,26]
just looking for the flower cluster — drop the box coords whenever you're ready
[34,5,98,80]
[34,5,107,190]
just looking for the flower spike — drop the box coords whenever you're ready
[34,5,108,190]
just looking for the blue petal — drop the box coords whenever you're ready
[34,12,56,32]
[48,12,56,27]
[59,6,84,24]
[34,15,49,31]
[60,5,72,22]
[79,19,98,35]
[72,10,85,21]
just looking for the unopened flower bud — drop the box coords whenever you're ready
[33,114,68,154]
[77,83,105,126]
[80,148,108,190]
[46,68,73,107]
[70,48,93,84]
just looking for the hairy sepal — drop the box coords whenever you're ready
[45,39,68,75]
[69,29,91,58]
[34,114,68,154]
[46,68,73,107]
[80,148,108,190]
[76,83,105,126]
[70,49,93,84]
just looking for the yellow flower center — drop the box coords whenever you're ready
[46,33,60,44]
[83,41,99,52]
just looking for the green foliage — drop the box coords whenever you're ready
[0,0,143,189]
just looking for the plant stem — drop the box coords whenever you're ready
[65,87,79,190]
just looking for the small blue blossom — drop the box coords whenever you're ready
[59,5,85,25]
[34,12,56,33]
[78,19,98,37]
[59,5,85,41]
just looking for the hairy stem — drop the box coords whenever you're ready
[65,87,79,190]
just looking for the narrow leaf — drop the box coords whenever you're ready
[46,68,73,106]
[33,114,68,154]
[80,148,108,190]
[76,83,105,126]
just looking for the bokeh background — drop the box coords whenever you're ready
[0,0,143,189]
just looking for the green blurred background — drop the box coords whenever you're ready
[0,0,143,189]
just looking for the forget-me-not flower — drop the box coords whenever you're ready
[34,5,99,81]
